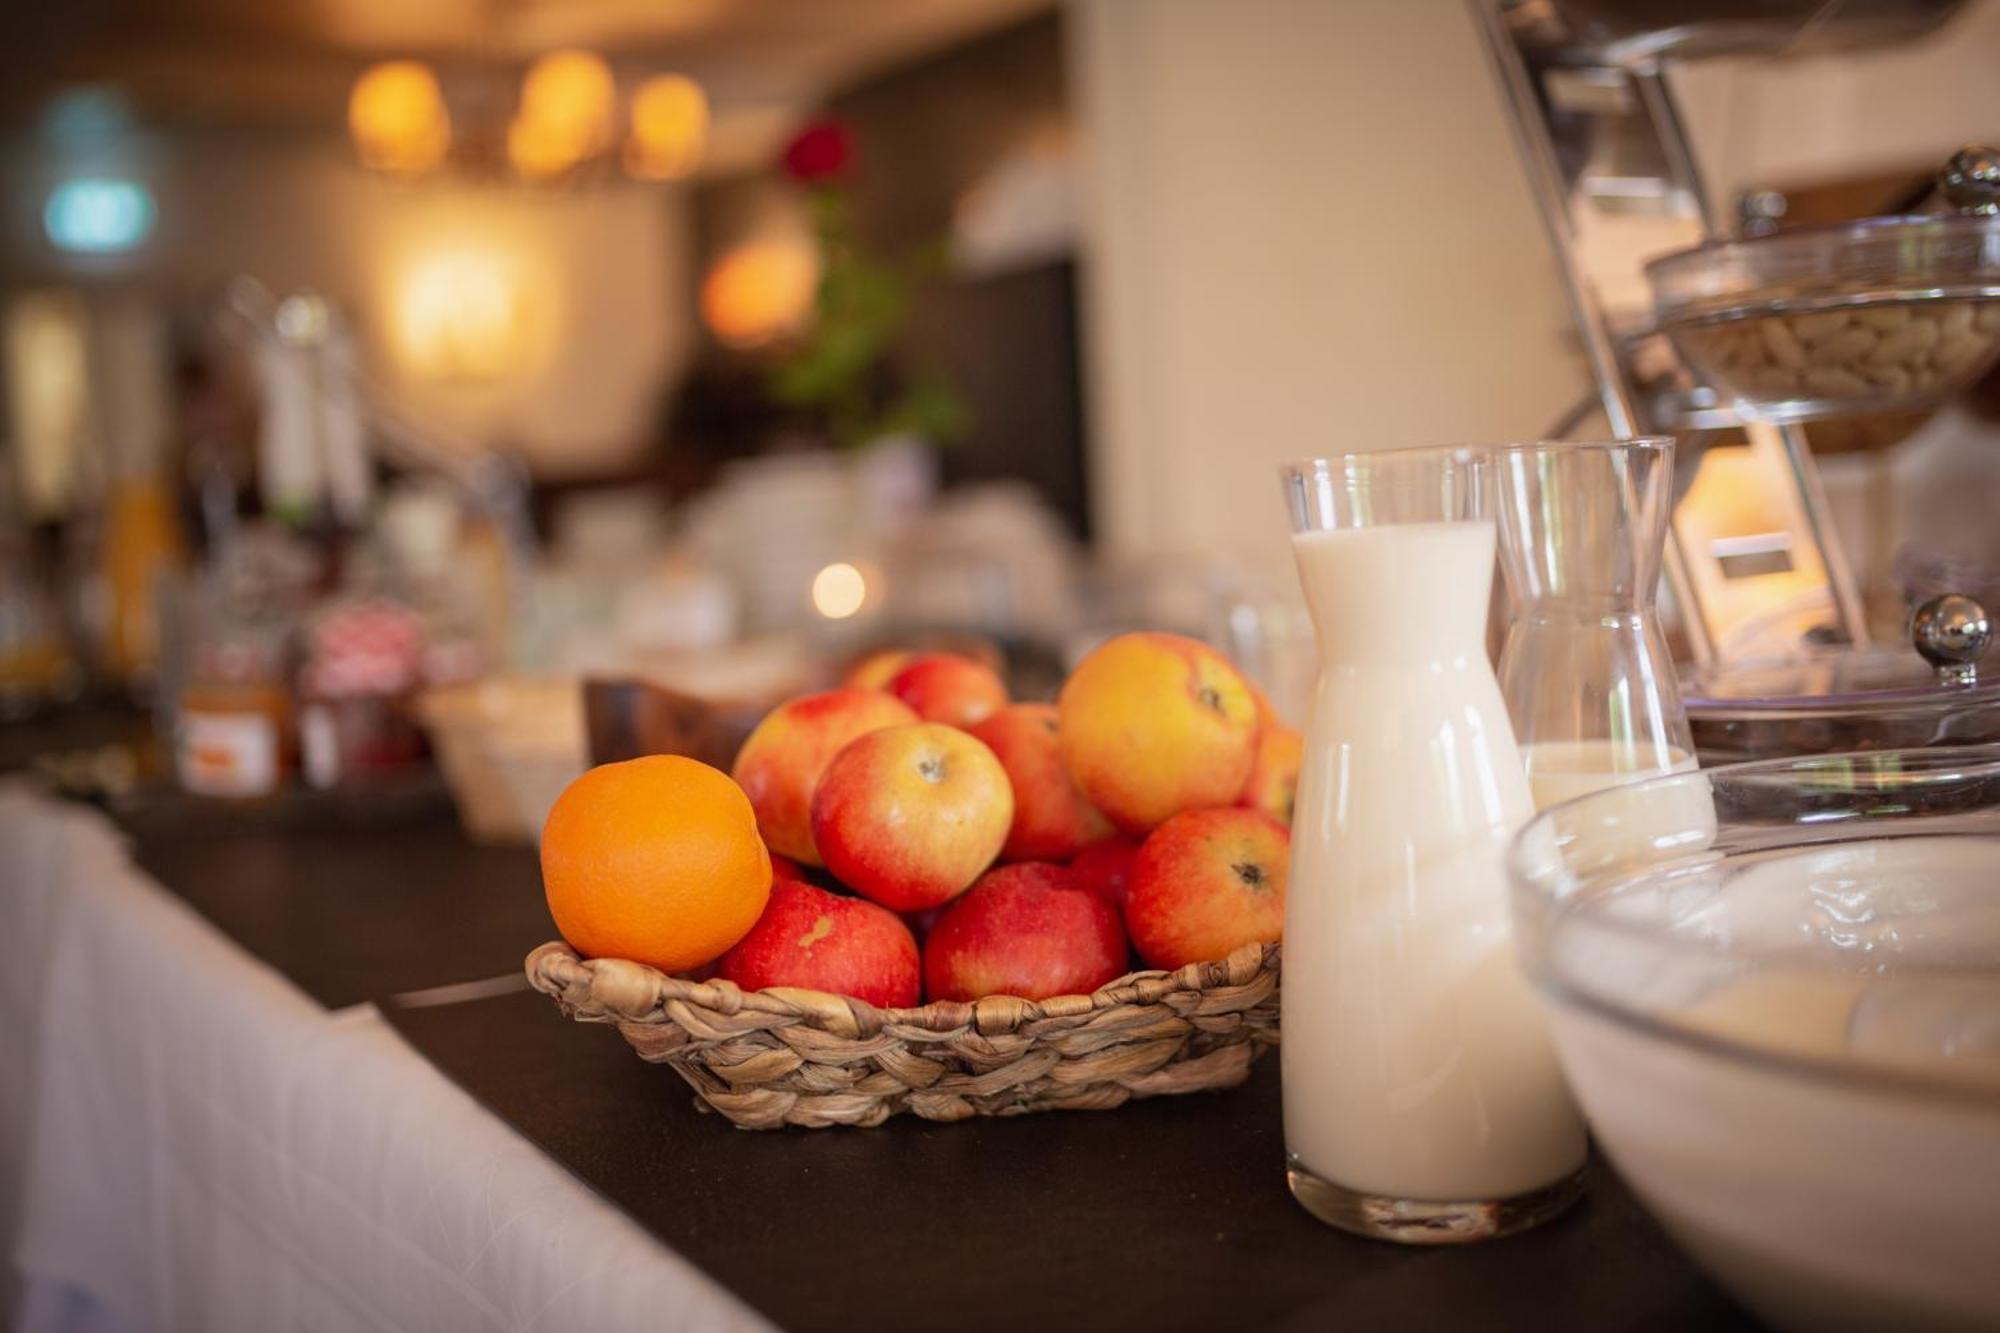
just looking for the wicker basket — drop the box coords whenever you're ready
[526,939,1280,1129]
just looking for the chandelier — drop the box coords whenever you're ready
[348,51,707,185]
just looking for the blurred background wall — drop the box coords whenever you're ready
[1070,0,1581,584]
[1674,0,2000,202]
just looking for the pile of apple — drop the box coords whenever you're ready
[717,633,1301,1008]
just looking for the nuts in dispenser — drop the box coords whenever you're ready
[1673,298,2000,416]
[1646,211,2000,423]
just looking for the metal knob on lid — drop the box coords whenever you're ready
[1940,145,2000,216]
[1911,593,1993,685]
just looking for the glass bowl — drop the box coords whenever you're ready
[1646,215,2000,422]
[1508,746,2000,1332]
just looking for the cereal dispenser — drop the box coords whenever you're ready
[1472,0,2000,760]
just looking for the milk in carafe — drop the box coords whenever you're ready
[1283,516,1587,1227]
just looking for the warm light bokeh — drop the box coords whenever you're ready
[811,562,868,619]
[2,291,91,518]
[507,114,587,182]
[348,60,451,175]
[625,74,708,181]
[390,247,527,381]
[699,240,817,348]
[516,49,616,173]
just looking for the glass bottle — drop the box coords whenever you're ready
[1494,438,1698,809]
[1278,448,1586,1244]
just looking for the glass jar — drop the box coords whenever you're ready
[178,630,291,799]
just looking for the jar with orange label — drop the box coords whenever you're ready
[177,631,292,799]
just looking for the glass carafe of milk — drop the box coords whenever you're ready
[1494,440,1700,811]
[1278,448,1587,1243]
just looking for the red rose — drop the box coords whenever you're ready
[782,118,854,183]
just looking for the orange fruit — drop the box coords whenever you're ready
[541,755,772,974]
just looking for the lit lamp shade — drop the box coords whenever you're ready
[349,61,451,175]
[514,50,616,177]
[700,241,818,348]
[624,75,707,181]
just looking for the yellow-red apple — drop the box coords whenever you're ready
[1126,807,1287,971]
[967,703,1112,862]
[923,863,1128,1002]
[885,652,1008,728]
[717,879,920,1009]
[1057,632,1259,833]
[731,689,918,865]
[842,648,915,691]
[1239,725,1303,827]
[810,722,1012,911]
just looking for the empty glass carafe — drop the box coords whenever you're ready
[1495,439,1699,812]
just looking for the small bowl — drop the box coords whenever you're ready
[1647,215,2000,422]
[1509,747,2000,1332]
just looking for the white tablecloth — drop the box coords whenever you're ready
[0,787,770,1333]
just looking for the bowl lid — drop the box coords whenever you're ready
[1685,645,2000,719]
[1647,213,2000,326]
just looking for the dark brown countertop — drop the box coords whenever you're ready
[130,817,554,1009]
[382,986,1755,1333]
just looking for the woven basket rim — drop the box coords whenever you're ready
[526,938,1280,1040]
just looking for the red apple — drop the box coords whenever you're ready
[924,863,1128,1002]
[731,689,918,865]
[1239,726,1303,828]
[885,652,1009,728]
[1068,835,1141,912]
[1126,807,1287,971]
[810,722,1012,912]
[920,860,1128,996]
[967,703,1113,862]
[717,880,920,1009]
